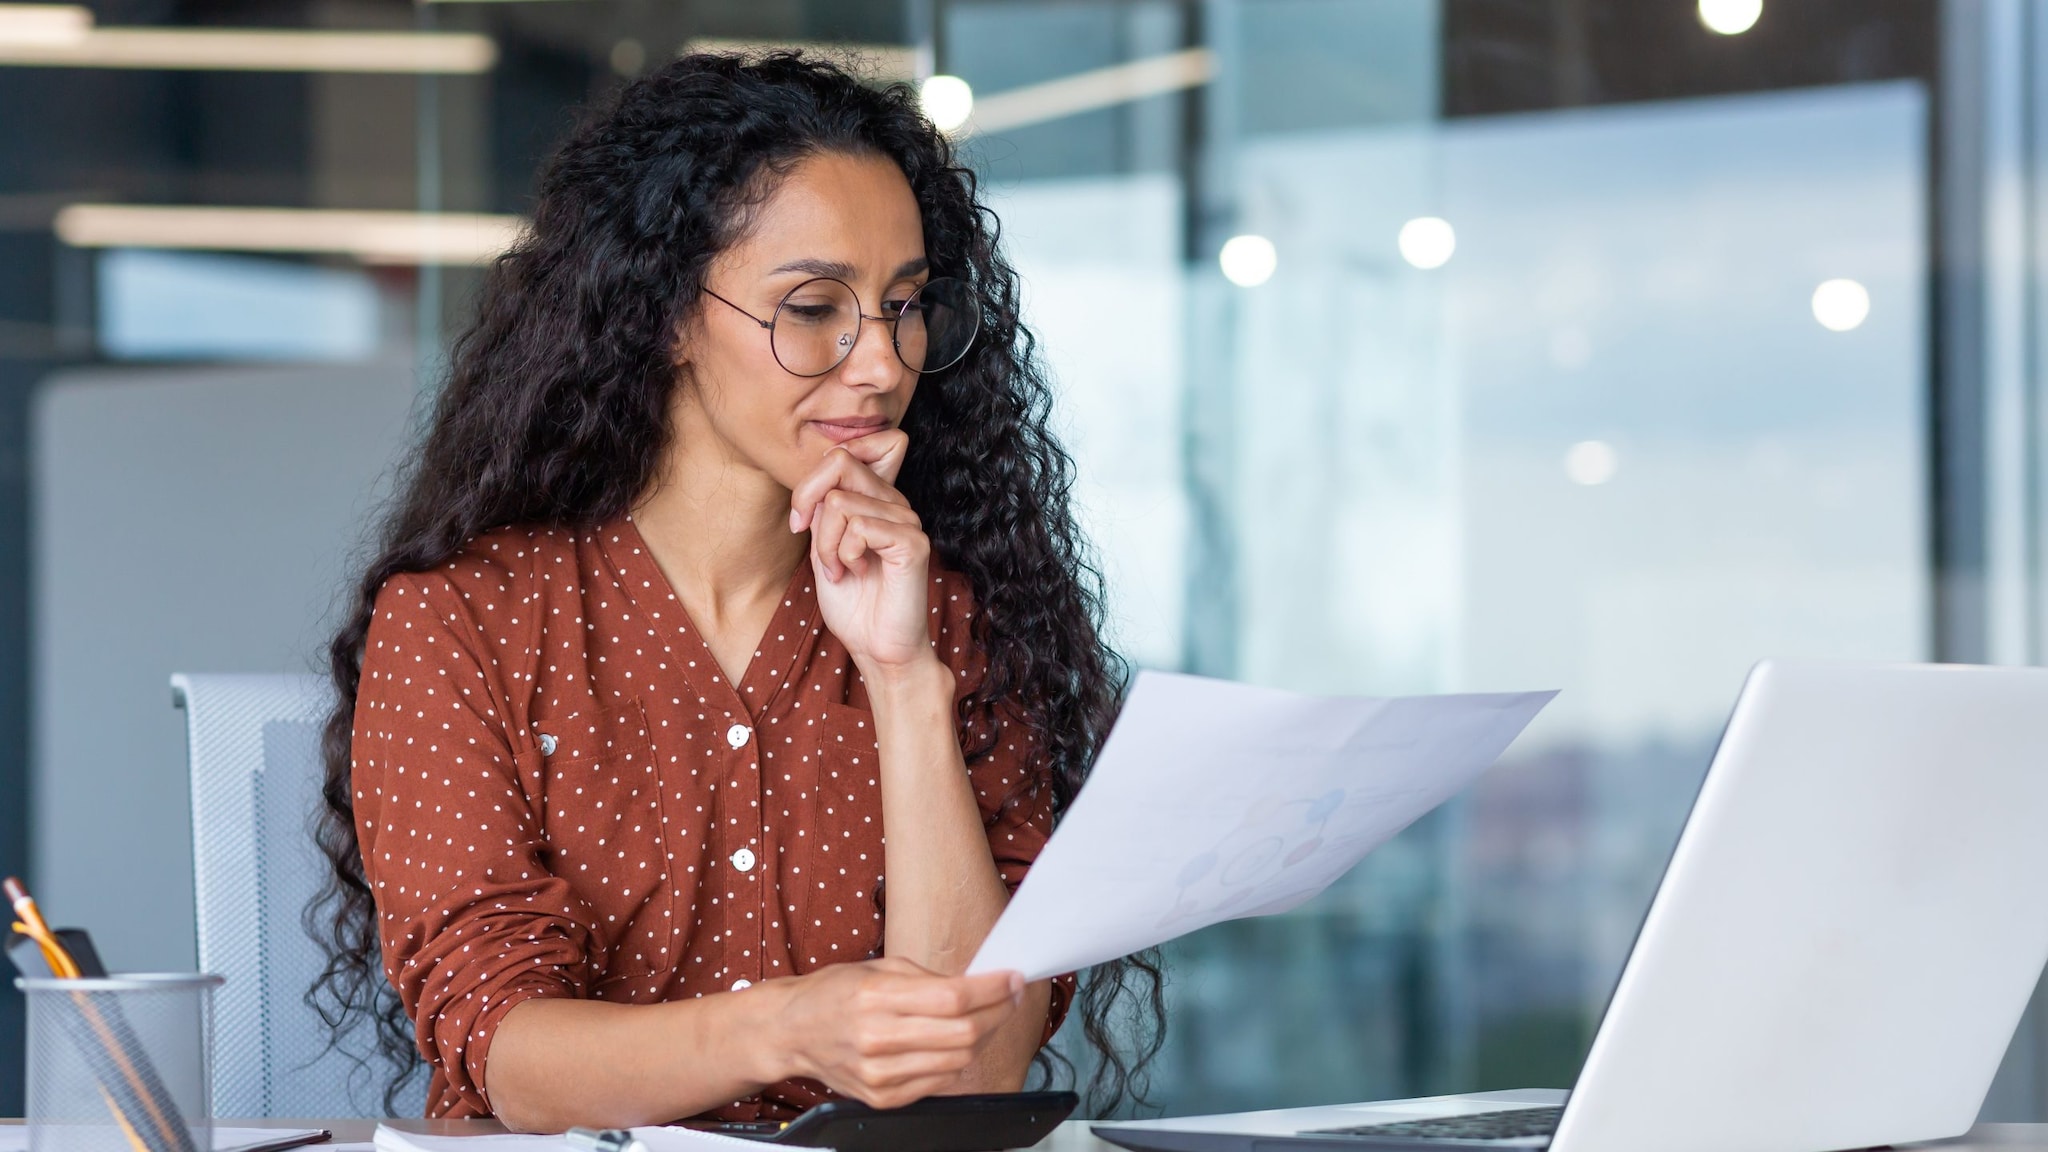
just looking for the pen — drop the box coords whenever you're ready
[565,1128,647,1152]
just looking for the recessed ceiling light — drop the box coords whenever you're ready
[1219,234,1277,287]
[1699,0,1763,36]
[920,75,974,133]
[1564,440,1618,486]
[1398,217,1456,270]
[1811,279,1871,332]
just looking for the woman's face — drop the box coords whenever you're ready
[679,150,929,491]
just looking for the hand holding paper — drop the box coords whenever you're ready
[969,671,1556,982]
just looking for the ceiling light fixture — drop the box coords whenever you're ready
[0,23,496,73]
[1219,235,1277,287]
[963,47,1215,137]
[664,42,1216,137]
[920,75,974,133]
[0,4,92,45]
[1397,217,1457,269]
[1811,278,1870,332]
[1564,440,1619,486]
[1698,0,1763,36]
[55,204,525,265]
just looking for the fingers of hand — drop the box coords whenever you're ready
[810,491,923,581]
[960,969,1027,1011]
[841,428,910,486]
[954,990,1020,1040]
[855,994,1014,1059]
[847,1013,981,1059]
[819,968,1016,1107]
[842,1048,976,1098]
[831,514,929,579]
[858,970,1016,1019]
[837,1055,967,1110]
[790,445,909,533]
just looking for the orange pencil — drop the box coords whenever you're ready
[5,875,81,978]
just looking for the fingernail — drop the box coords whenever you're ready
[789,508,802,532]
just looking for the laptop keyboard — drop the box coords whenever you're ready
[1305,1106,1563,1143]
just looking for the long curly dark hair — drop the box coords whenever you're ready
[308,50,1165,1118]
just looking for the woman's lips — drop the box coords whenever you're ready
[809,418,889,444]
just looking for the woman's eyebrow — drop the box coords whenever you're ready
[769,257,858,279]
[766,256,931,279]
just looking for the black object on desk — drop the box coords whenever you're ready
[54,928,110,977]
[5,927,108,979]
[683,1091,1079,1152]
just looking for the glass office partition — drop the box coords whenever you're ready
[953,0,1930,1113]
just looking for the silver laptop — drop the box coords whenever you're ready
[1095,661,2048,1152]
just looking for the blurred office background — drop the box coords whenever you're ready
[3,0,2046,1122]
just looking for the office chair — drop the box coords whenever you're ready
[175,672,424,1118]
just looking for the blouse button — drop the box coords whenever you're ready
[537,733,558,756]
[731,979,753,992]
[730,848,757,873]
[726,723,751,749]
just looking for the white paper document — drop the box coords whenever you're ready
[969,671,1556,981]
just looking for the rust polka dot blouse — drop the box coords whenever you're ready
[351,515,1074,1121]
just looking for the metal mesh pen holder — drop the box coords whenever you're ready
[18,974,224,1152]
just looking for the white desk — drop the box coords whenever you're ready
[11,1118,2048,1151]
[110,1119,2048,1152]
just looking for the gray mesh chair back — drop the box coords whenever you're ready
[175,672,424,1118]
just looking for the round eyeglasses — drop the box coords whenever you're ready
[702,275,979,378]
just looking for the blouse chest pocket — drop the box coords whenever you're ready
[525,698,674,975]
[794,701,886,967]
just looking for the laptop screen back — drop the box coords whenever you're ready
[1556,661,2048,1152]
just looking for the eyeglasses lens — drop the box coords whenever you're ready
[771,278,861,377]
[894,278,977,374]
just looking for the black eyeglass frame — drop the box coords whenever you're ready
[701,275,979,378]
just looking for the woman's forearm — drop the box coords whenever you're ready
[486,987,788,1131]
[866,655,1047,1088]
[867,655,1010,969]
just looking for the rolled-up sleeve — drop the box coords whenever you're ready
[352,571,596,1115]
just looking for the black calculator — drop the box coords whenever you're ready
[680,1091,1079,1152]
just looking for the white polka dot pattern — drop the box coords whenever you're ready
[350,516,1070,1124]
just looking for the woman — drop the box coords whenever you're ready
[310,52,1160,1131]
